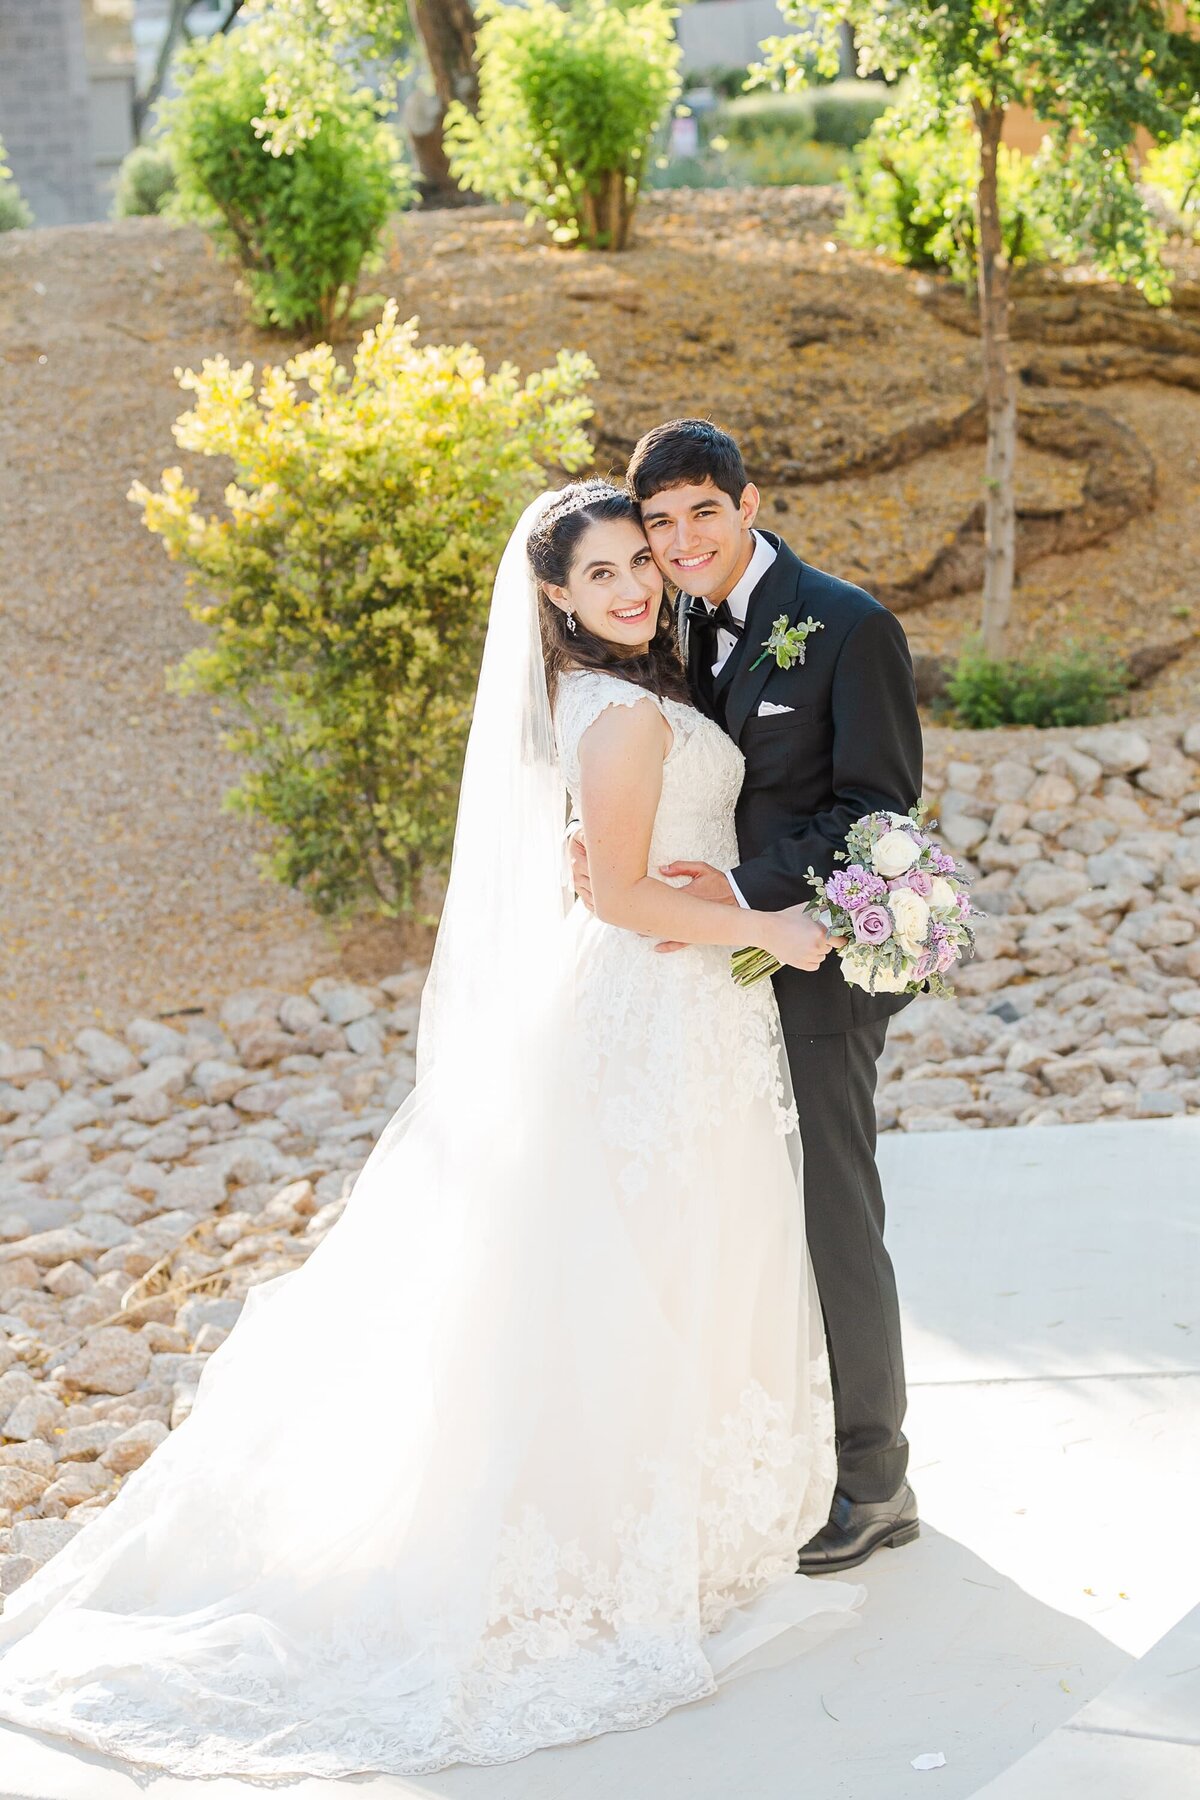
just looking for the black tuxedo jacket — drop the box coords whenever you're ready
[682,532,924,1036]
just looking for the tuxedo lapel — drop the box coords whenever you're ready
[722,534,806,743]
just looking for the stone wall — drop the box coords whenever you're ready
[879,716,1200,1130]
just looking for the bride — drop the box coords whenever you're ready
[0,481,863,1779]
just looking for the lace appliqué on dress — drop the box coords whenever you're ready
[554,670,798,1199]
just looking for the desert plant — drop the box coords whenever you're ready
[845,113,1056,282]
[444,0,681,249]
[130,302,596,916]
[113,142,178,217]
[0,135,32,231]
[160,29,411,332]
[943,643,1130,730]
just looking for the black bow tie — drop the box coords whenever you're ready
[686,598,743,640]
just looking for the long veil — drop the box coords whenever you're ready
[0,492,859,1779]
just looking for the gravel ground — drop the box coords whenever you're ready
[2,197,1197,1049]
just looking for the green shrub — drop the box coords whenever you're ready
[718,79,889,148]
[943,643,1130,730]
[112,142,177,217]
[845,110,1056,283]
[445,0,681,250]
[130,302,596,917]
[1144,115,1200,240]
[650,135,843,190]
[683,63,750,102]
[160,31,410,332]
[0,135,32,231]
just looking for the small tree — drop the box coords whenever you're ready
[444,0,681,250]
[161,27,411,333]
[759,4,1200,658]
[130,303,596,916]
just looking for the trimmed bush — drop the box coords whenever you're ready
[129,303,596,917]
[445,0,680,250]
[112,142,177,217]
[943,644,1130,730]
[160,31,410,332]
[0,136,32,231]
[719,79,889,149]
[650,136,843,190]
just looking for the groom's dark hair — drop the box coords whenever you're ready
[626,419,749,511]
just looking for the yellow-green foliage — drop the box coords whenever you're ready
[131,303,597,916]
[1145,114,1200,239]
[445,0,681,249]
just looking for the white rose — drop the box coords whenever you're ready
[869,959,912,994]
[840,946,875,992]
[888,887,931,958]
[928,876,957,912]
[872,828,921,879]
[840,944,912,995]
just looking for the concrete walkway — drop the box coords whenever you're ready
[1,1118,1197,1800]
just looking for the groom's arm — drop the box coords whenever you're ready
[730,607,923,913]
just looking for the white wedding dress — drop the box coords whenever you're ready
[0,510,861,1780]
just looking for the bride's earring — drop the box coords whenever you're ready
[565,610,577,634]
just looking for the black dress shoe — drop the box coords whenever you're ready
[796,1483,919,1575]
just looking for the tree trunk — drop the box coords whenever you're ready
[406,0,478,201]
[974,102,1017,661]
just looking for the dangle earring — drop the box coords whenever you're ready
[565,610,577,634]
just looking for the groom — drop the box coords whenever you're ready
[572,419,924,1573]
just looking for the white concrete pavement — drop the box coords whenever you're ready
[1,1118,1197,1800]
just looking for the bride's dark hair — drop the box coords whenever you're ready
[528,480,691,706]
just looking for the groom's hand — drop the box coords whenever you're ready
[568,830,594,911]
[654,860,738,954]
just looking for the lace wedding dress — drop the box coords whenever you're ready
[0,521,861,1781]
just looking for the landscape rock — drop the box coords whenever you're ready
[1073,726,1152,774]
[100,1418,169,1474]
[56,1327,151,1395]
[74,1028,138,1084]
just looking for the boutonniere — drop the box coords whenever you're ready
[750,614,824,672]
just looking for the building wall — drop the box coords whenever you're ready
[0,0,135,226]
[676,0,794,74]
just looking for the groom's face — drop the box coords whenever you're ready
[638,478,760,602]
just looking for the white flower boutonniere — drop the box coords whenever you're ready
[750,613,824,673]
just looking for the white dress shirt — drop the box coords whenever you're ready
[690,529,778,907]
[703,528,778,679]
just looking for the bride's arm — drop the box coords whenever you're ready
[576,699,830,968]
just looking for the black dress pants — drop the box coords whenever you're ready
[783,1017,909,1505]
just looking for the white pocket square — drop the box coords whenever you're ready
[757,701,794,716]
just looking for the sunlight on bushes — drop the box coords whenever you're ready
[129,303,597,916]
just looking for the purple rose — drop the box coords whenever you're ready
[853,904,893,946]
[894,869,933,899]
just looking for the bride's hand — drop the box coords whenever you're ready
[764,905,840,973]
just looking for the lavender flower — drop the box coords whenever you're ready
[827,865,888,911]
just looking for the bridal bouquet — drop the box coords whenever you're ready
[731,806,980,995]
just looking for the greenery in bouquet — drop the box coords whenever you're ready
[732,805,981,996]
